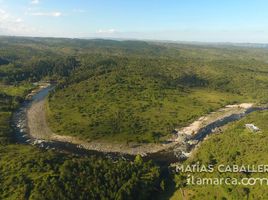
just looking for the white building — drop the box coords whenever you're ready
[245,124,260,132]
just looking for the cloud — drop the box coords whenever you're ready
[96,29,117,34]
[15,18,23,23]
[0,8,40,36]
[0,9,9,20]
[31,0,40,4]
[30,11,62,17]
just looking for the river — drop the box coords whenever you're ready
[11,85,268,165]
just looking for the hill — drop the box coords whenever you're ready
[44,40,268,143]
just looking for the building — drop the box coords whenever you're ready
[245,124,260,132]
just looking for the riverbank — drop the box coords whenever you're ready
[13,84,268,161]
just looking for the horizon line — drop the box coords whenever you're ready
[1,34,268,46]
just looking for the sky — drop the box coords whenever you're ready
[0,0,268,43]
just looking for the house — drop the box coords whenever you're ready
[245,124,260,132]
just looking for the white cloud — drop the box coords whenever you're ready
[31,0,40,4]
[0,9,9,20]
[30,11,62,17]
[15,18,23,23]
[96,29,117,34]
[0,8,41,36]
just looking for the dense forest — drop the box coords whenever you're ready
[0,36,268,199]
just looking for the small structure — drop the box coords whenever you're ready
[187,140,199,145]
[245,124,260,132]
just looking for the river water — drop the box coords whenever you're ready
[11,85,268,165]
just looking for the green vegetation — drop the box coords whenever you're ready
[0,37,168,199]
[46,42,268,143]
[0,82,163,199]
[48,75,243,143]
[1,36,268,199]
[171,110,268,200]
[0,145,161,200]
[2,36,267,143]
[0,112,12,144]
[0,83,30,144]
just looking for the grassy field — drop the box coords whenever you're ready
[47,85,244,143]
[0,83,33,97]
